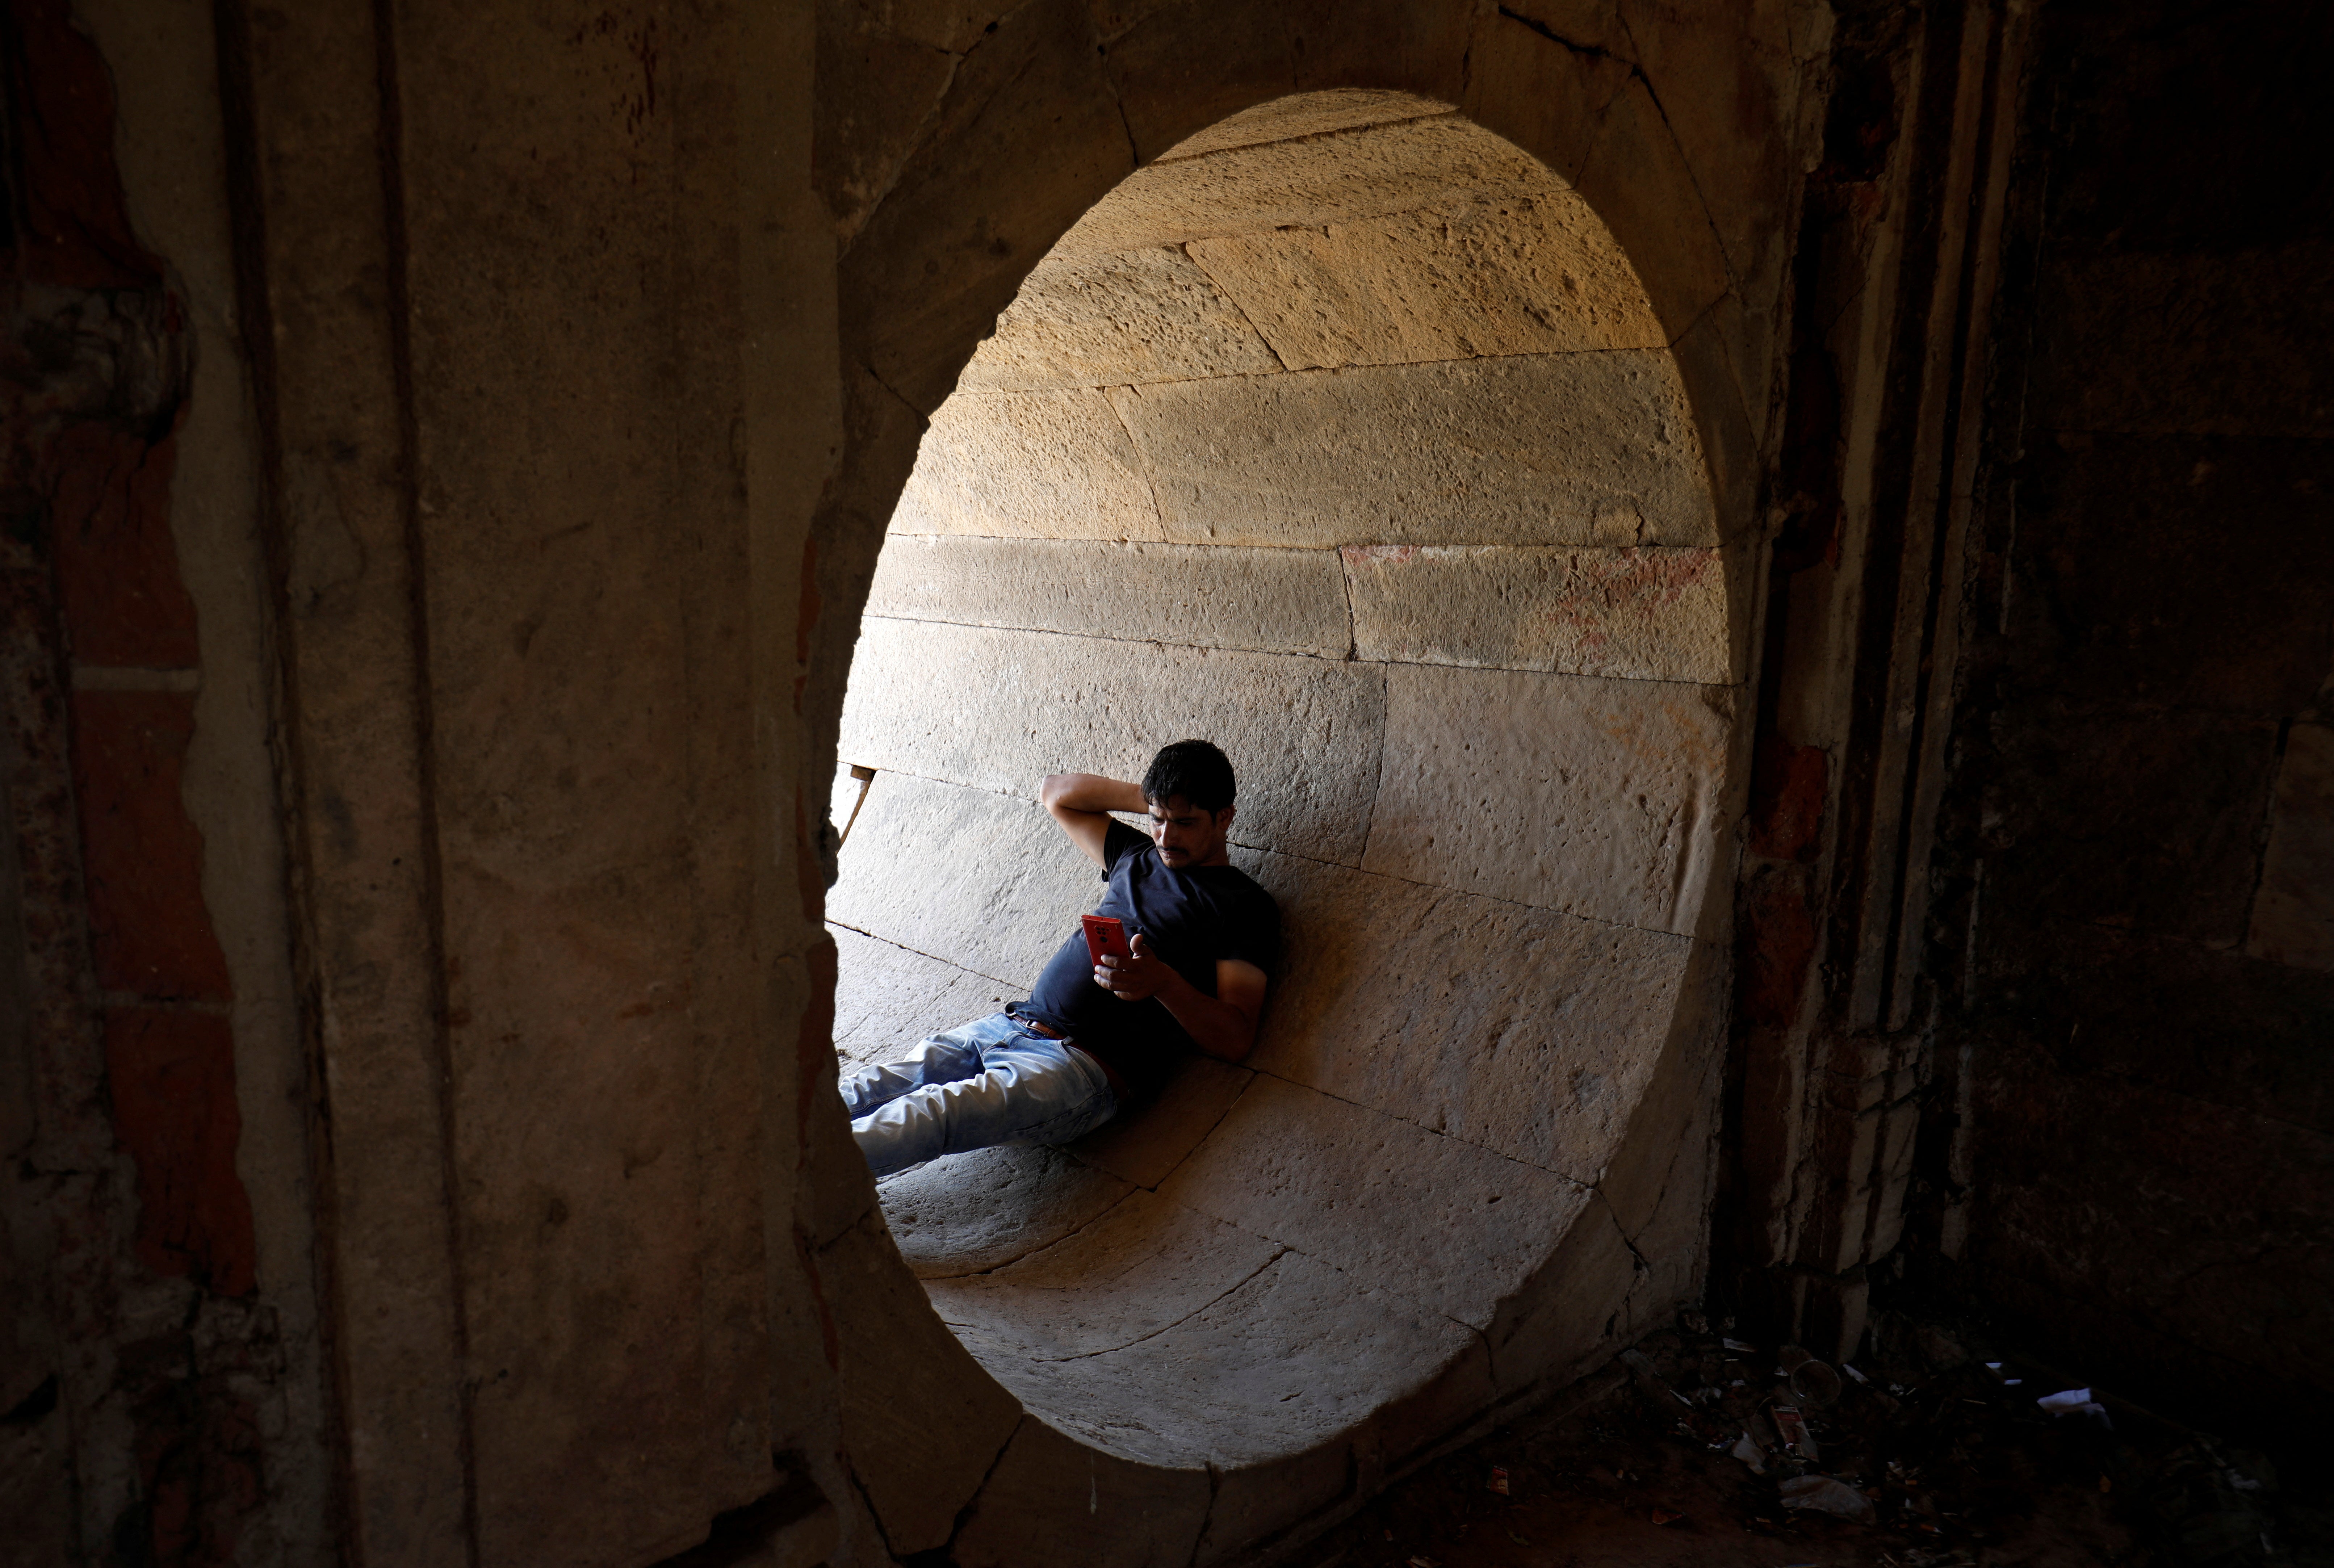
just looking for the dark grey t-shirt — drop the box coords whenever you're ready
[1015,820,1279,1099]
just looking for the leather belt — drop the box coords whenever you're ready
[1013,1015,1127,1099]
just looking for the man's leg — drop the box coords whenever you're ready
[838,1015,994,1120]
[850,1018,1116,1178]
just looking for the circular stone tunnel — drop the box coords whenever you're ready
[824,91,1744,1561]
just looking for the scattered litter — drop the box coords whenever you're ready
[1650,1508,1685,1526]
[2004,1378,2023,1387]
[1731,1433,1769,1475]
[1986,1361,2003,1371]
[2036,1387,2112,1426]
[1790,1358,1843,1408]
[1780,1473,1879,1525]
[1771,1402,1820,1463]
[1723,1338,1759,1353]
[1485,1466,1509,1496]
[1406,1557,1437,1568]
[1843,1363,1871,1386]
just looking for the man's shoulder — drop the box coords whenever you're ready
[1203,862,1278,918]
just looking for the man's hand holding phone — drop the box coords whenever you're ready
[1085,916,1172,1002]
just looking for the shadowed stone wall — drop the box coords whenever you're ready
[1905,0,2334,1438]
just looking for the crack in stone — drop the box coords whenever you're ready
[1152,108,1463,168]
[824,917,1023,993]
[854,610,1730,689]
[905,1181,1147,1283]
[1177,241,1291,374]
[939,1410,1027,1556]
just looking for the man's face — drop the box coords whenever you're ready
[1145,794,1233,868]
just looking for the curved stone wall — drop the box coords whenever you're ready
[821,92,1745,1561]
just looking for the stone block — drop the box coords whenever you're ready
[1197,1438,1355,1563]
[2250,722,2334,972]
[956,245,1282,391]
[1667,299,1761,532]
[1362,664,1733,934]
[825,770,1102,988]
[2028,240,2334,439]
[843,0,1135,411]
[2008,435,2334,713]
[1186,194,1665,370]
[864,534,1350,658]
[889,387,1165,542]
[1068,1052,1254,1188]
[818,1212,1024,1554]
[1244,852,1692,1181]
[877,1143,1136,1279]
[1613,0,1795,292]
[1976,923,2334,1138]
[1458,7,1633,187]
[839,618,1387,864]
[1055,114,1552,255]
[1981,702,2279,946]
[927,1188,1284,1362]
[1111,353,1716,549]
[954,1245,1484,1470]
[1569,74,1731,344]
[952,1414,1211,1568]
[1341,543,1733,683]
[1153,88,1453,164]
[1284,0,1475,101]
[1481,1192,1638,1396]
[814,6,957,242]
[1096,4,1305,164]
[828,924,1017,1077]
[1157,1075,1595,1330]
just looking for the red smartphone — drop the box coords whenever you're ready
[1081,914,1131,965]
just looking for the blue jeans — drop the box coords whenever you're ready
[842,1012,1119,1178]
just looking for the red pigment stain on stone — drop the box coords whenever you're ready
[133,1378,262,1566]
[69,689,234,1001]
[1747,735,1828,861]
[1536,549,1714,637]
[5,0,166,290]
[1740,868,1818,1030]
[104,1007,258,1295]
[47,423,201,667]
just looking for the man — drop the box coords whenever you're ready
[840,739,1279,1177]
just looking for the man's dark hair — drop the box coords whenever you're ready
[1143,739,1236,813]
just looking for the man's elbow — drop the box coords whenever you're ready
[1038,773,1069,812]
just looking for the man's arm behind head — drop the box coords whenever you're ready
[1039,772,1145,867]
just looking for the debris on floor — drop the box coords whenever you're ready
[1293,1312,2327,1568]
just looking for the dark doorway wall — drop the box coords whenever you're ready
[1914,0,2334,1435]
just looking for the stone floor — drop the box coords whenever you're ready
[1293,1315,2326,1568]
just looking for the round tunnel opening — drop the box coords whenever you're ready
[826,90,1740,1483]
